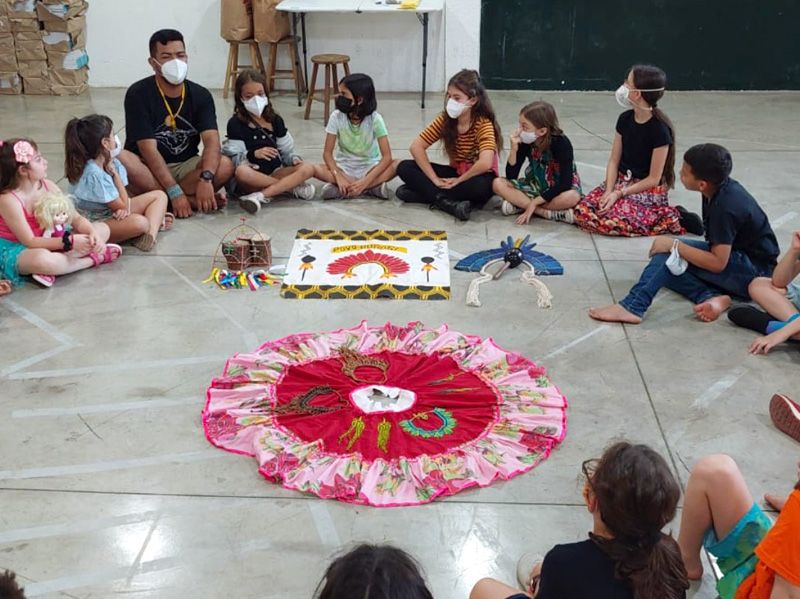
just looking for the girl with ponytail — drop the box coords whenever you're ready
[574,64,702,237]
[65,114,169,251]
[470,442,689,599]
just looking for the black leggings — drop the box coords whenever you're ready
[396,160,495,207]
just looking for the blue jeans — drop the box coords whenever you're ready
[620,239,774,318]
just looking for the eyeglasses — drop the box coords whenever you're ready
[581,458,599,484]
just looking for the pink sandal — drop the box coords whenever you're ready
[89,243,123,267]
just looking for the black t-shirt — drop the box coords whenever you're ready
[702,178,779,267]
[615,110,672,181]
[124,76,218,165]
[505,135,577,202]
[536,540,633,599]
[226,113,287,175]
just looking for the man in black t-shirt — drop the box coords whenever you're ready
[118,29,234,218]
[589,143,779,324]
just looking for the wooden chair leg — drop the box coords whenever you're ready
[323,64,332,125]
[304,61,319,120]
[250,42,265,78]
[289,40,303,106]
[231,42,241,92]
[343,60,351,77]
[223,42,234,98]
[267,42,278,92]
[332,63,339,92]
[254,42,267,77]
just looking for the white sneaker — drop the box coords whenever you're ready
[367,183,388,199]
[321,183,342,200]
[292,182,316,201]
[536,207,575,224]
[501,200,522,216]
[240,191,265,214]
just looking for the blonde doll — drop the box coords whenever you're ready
[34,191,76,239]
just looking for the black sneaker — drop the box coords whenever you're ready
[395,185,427,204]
[728,305,771,334]
[453,200,472,221]
[433,194,471,221]
[677,206,704,235]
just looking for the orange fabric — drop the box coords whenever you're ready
[735,490,800,599]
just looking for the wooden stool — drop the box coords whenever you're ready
[266,36,305,107]
[223,39,267,99]
[304,53,351,123]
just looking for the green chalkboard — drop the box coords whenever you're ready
[480,1,800,90]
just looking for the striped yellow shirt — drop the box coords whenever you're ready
[419,113,497,164]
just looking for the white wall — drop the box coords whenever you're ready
[86,0,481,91]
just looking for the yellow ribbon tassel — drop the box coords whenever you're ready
[339,416,365,450]
[377,418,391,453]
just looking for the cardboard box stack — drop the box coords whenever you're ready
[38,0,88,95]
[3,0,88,96]
[0,0,23,93]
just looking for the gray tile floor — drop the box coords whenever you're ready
[1,88,799,598]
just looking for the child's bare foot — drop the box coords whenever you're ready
[694,295,732,322]
[682,553,704,580]
[764,493,787,512]
[0,279,12,296]
[160,212,174,231]
[589,304,642,324]
[215,190,228,209]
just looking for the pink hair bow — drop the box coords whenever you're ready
[13,140,35,164]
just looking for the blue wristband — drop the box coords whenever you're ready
[167,184,183,200]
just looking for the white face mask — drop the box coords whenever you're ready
[615,83,665,109]
[243,95,269,117]
[615,84,632,108]
[111,134,122,159]
[519,130,538,144]
[446,98,469,119]
[158,58,188,85]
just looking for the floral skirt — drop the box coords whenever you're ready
[573,173,683,237]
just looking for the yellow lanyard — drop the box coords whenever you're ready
[156,81,185,130]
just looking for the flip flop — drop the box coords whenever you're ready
[160,212,174,231]
[89,243,123,267]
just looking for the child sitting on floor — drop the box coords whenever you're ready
[589,143,779,325]
[65,115,169,252]
[396,69,500,221]
[313,73,397,201]
[678,454,800,599]
[727,230,800,354]
[228,69,316,214]
[470,442,689,599]
[315,544,434,599]
[493,100,583,225]
[0,138,121,289]
[573,64,701,237]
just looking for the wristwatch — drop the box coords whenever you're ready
[200,170,215,182]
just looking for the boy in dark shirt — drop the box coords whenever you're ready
[118,29,234,219]
[589,143,778,324]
